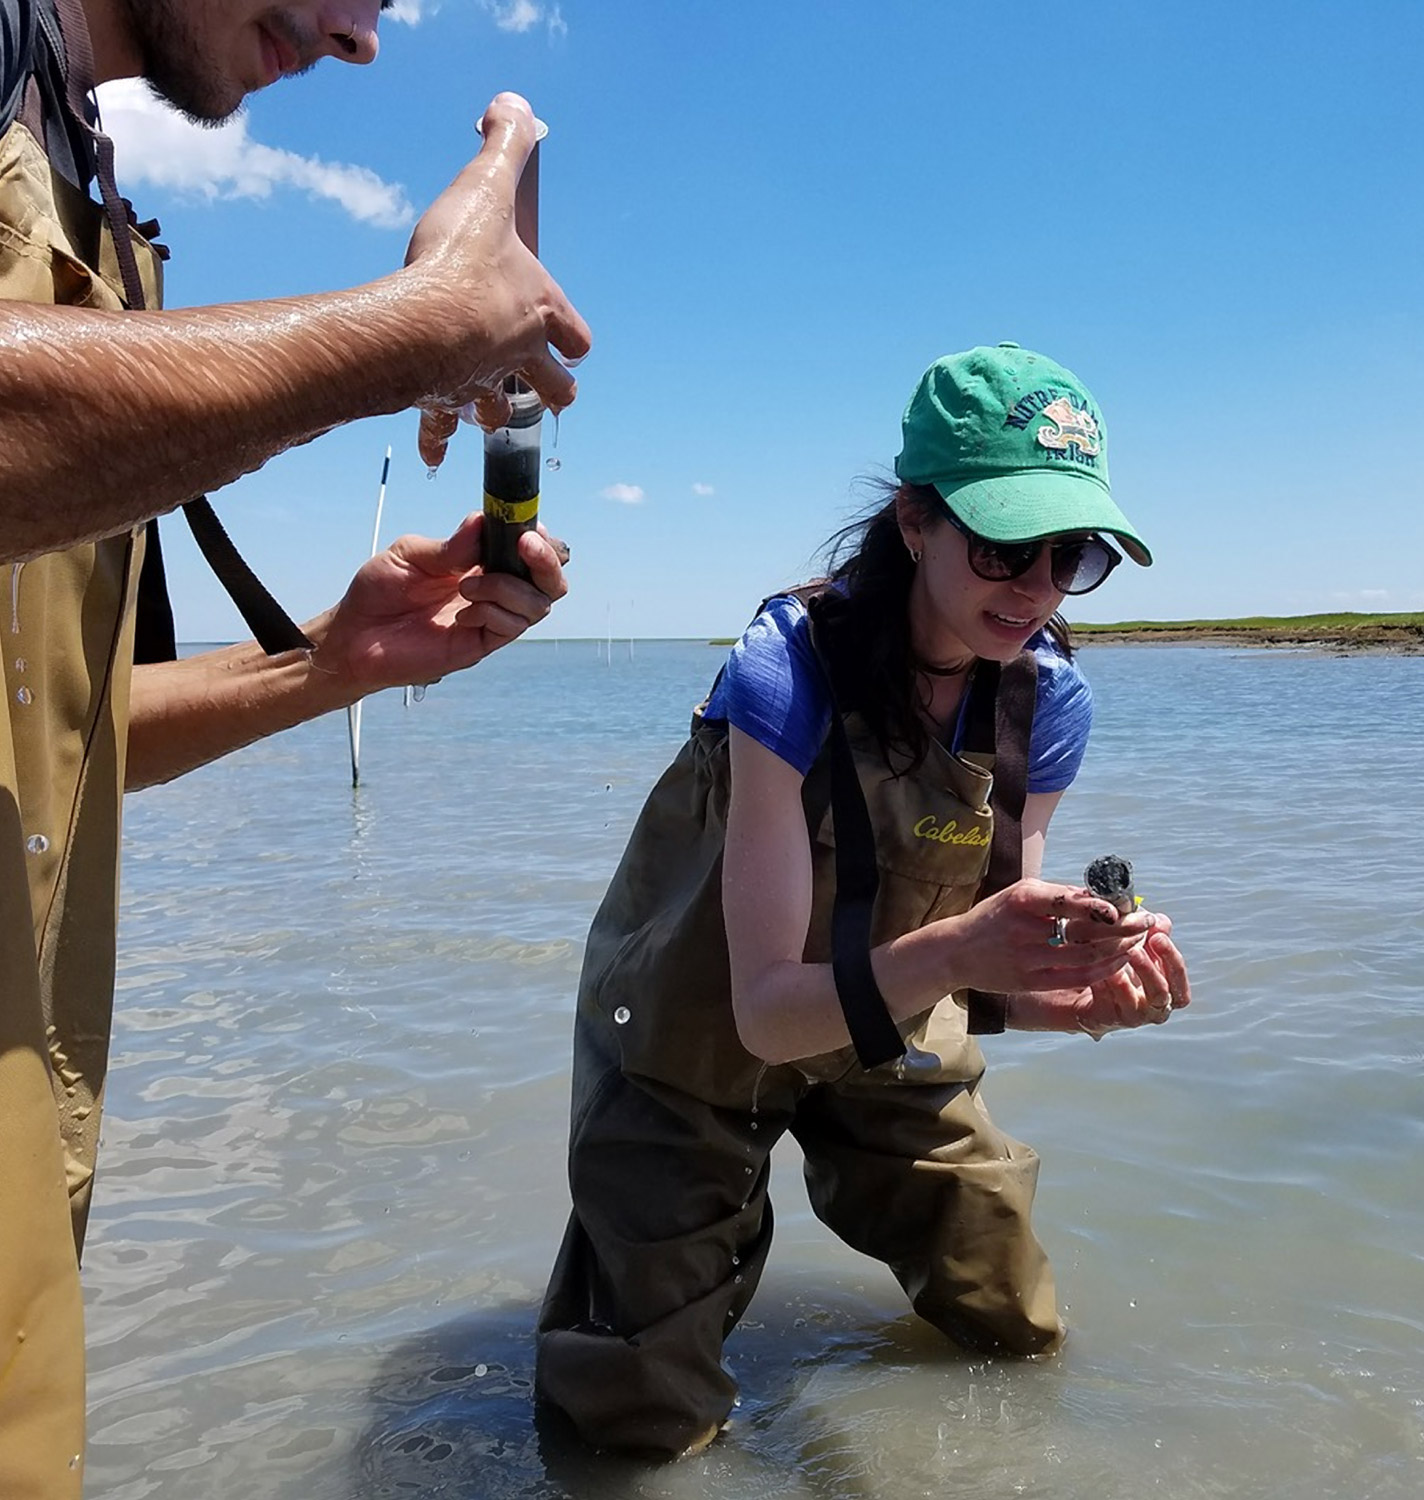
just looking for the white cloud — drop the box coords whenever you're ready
[95,80,415,229]
[1331,589,1391,603]
[602,483,646,505]
[359,2,569,30]
[692,482,715,496]
[397,2,566,31]
[481,1,567,36]
[492,0,540,29]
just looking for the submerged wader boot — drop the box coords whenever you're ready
[536,602,1061,1455]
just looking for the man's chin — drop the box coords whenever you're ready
[190,100,246,128]
[146,73,248,127]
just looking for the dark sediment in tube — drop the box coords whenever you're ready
[1084,854,1136,914]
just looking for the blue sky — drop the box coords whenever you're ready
[98,0,1424,641]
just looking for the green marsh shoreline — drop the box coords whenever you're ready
[707,613,1424,653]
[1071,611,1424,654]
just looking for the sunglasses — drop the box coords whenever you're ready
[943,510,1121,595]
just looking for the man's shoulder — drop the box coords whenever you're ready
[1,0,93,192]
[2,0,43,133]
[1,0,37,39]
[1,0,41,71]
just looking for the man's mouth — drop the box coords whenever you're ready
[257,23,302,83]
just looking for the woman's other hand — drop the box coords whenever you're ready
[1007,915,1192,1036]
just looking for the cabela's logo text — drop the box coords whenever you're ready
[913,815,990,847]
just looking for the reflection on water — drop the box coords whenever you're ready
[87,644,1424,1498]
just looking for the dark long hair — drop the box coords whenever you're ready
[809,480,1074,769]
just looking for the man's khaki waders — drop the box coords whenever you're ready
[0,68,164,1496]
[537,644,1063,1456]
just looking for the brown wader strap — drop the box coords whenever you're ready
[962,650,1037,1034]
[51,0,313,660]
[18,74,44,139]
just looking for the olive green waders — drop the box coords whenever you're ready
[537,637,1062,1456]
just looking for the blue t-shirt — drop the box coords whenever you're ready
[703,593,1092,794]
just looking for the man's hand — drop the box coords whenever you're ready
[404,94,593,470]
[304,511,567,692]
[126,513,565,790]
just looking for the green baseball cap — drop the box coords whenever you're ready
[894,343,1151,565]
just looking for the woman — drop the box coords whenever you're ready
[536,343,1191,1457]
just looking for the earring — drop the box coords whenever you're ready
[908,547,922,564]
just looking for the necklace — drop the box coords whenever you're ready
[914,654,973,678]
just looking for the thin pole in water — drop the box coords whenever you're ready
[348,445,391,786]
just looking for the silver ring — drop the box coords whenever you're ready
[1047,916,1068,948]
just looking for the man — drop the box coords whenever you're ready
[0,3,592,1493]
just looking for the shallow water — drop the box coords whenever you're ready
[86,643,1424,1498]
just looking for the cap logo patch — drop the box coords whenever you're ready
[1034,396,1101,459]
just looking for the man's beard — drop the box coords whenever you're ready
[116,0,231,123]
[118,3,310,125]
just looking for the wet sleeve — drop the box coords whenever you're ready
[1027,642,1093,794]
[703,596,830,776]
[0,0,34,136]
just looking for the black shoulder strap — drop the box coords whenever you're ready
[804,594,904,1069]
[179,500,313,654]
[51,0,312,661]
[131,518,176,663]
[807,591,1039,1061]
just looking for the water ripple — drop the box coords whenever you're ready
[84,645,1424,1498]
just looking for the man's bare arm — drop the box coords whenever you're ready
[2,281,432,558]
[0,95,590,561]
[125,516,567,789]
